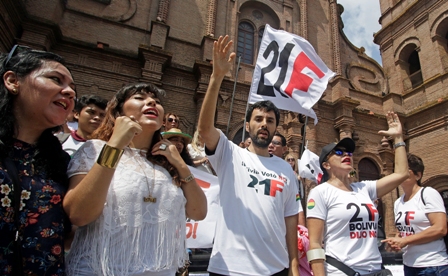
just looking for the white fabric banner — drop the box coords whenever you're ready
[186,166,220,248]
[249,24,335,124]
[298,148,323,183]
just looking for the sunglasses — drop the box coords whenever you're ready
[287,158,295,162]
[3,44,32,68]
[167,118,178,123]
[270,140,282,146]
[331,149,353,157]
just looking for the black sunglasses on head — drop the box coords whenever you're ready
[3,44,32,68]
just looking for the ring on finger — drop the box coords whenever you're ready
[159,144,167,151]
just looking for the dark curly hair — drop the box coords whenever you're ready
[0,46,72,185]
[91,83,184,187]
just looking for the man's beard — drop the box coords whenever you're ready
[249,128,273,149]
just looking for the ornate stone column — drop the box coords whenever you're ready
[299,0,308,39]
[156,0,170,23]
[201,0,217,61]
[150,0,171,49]
[329,0,341,75]
[333,98,359,140]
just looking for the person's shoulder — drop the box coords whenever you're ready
[422,186,441,198]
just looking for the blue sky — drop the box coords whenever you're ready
[336,0,383,64]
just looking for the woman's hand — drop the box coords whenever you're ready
[378,111,403,139]
[382,237,406,251]
[151,139,185,168]
[107,116,142,149]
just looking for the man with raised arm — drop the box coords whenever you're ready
[198,35,300,276]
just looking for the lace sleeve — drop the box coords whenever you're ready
[67,139,105,178]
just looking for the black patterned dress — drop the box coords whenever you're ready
[0,140,69,275]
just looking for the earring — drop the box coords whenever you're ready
[11,88,18,95]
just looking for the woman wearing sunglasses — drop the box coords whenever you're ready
[164,112,180,131]
[306,111,409,276]
[0,45,76,275]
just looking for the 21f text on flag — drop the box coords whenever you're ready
[249,24,335,124]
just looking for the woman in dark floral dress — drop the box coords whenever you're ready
[0,45,76,275]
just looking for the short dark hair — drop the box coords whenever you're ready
[75,95,108,113]
[245,100,280,127]
[273,132,286,146]
[408,153,424,186]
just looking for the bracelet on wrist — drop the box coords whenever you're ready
[393,141,406,149]
[96,144,124,169]
[180,174,195,184]
[307,248,326,262]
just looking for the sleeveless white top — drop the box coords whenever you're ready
[66,139,187,276]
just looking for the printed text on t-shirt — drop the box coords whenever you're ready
[347,203,378,239]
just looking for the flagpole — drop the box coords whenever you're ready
[300,115,308,157]
[241,80,252,143]
[225,56,242,136]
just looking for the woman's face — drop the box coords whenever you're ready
[121,92,164,130]
[286,156,295,169]
[13,60,76,130]
[169,136,185,153]
[165,115,179,131]
[325,148,353,175]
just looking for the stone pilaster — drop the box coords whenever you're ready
[333,98,360,140]
[329,0,341,75]
[156,0,170,23]
[206,0,217,37]
[138,45,172,86]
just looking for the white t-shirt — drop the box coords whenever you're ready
[207,130,300,276]
[394,186,448,267]
[66,140,187,276]
[306,181,382,275]
[67,121,78,131]
[62,134,84,157]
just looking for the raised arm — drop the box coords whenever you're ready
[197,35,236,152]
[376,111,409,198]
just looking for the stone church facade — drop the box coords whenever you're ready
[1,0,447,237]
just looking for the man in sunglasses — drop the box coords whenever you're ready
[164,112,180,131]
[198,35,299,276]
[269,132,288,158]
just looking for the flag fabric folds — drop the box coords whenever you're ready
[249,24,335,124]
[299,148,323,184]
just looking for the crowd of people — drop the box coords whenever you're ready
[1,38,447,276]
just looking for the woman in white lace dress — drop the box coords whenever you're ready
[62,83,207,276]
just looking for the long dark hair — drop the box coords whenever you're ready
[91,83,184,186]
[0,47,71,184]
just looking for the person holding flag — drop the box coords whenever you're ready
[198,35,300,276]
[306,111,408,276]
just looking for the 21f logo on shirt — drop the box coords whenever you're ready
[347,203,378,239]
[247,175,285,197]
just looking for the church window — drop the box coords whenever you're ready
[237,22,255,64]
[408,50,423,88]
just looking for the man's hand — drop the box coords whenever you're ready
[212,35,236,79]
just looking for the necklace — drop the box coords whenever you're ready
[131,148,157,203]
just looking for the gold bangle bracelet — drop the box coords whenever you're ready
[96,144,124,169]
[180,174,195,184]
